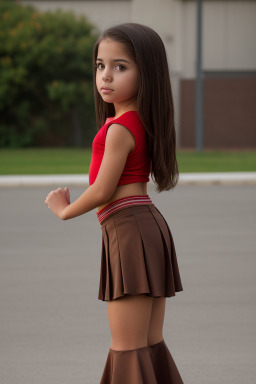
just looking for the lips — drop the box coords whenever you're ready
[101,86,113,91]
[101,86,113,95]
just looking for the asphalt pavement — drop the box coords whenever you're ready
[0,182,256,383]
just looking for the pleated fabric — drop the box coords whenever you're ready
[98,203,183,301]
[100,339,184,384]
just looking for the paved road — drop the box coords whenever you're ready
[1,183,255,383]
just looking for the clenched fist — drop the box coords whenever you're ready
[45,186,70,219]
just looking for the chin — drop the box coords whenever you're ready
[101,98,113,104]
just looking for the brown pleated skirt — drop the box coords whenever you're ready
[97,201,183,301]
[100,339,184,384]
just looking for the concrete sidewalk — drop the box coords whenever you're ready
[0,172,256,187]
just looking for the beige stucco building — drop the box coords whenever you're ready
[21,0,256,149]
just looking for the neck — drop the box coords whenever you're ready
[113,100,138,118]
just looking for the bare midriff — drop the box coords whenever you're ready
[97,182,148,212]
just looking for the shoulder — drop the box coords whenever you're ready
[105,123,135,153]
[108,111,144,135]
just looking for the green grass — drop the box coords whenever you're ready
[0,148,256,175]
[177,150,256,172]
[0,148,92,175]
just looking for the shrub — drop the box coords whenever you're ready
[0,1,98,147]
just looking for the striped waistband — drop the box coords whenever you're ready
[96,195,153,224]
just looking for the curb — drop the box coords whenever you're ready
[0,172,256,188]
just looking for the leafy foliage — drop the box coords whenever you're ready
[0,1,98,147]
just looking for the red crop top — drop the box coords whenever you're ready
[89,111,152,186]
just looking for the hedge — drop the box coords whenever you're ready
[0,1,98,147]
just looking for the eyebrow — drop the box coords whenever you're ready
[96,58,131,64]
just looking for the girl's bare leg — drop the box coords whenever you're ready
[147,297,166,345]
[107,294,153,351]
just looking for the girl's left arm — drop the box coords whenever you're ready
[44,183,108,221]
[44,123,135,220]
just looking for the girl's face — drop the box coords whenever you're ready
[95,38,139,112]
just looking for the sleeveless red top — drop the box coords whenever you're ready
[89,111,151,186]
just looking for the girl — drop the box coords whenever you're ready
[45,23,184,383]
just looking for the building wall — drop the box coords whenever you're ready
[21,1,132,33]
[181,0,256,78]
[180,77,256,149]
[203,1,256,72]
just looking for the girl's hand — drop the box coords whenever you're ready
[45,187,70,220]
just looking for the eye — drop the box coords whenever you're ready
[115,64,126,71]
[95,62,104,70]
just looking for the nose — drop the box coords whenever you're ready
[102,67,112,82]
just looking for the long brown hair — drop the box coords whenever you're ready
[93,23,179,192]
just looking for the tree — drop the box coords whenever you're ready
[0,1,98,147]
